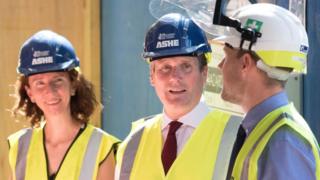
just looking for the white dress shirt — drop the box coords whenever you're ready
[161,101,210,154]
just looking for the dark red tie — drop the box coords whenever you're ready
[162,121,183,174]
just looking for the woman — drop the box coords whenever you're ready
[8,30,119,180]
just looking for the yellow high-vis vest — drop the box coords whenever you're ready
[231,103,320,180]
[8,124,119,180]
[117,109,242,180]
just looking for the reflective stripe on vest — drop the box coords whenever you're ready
[79,128,103,180]
[212,115,242,180]
[119,115,242,180]
[14,127,103,180]
[16,128,32,180]
[119,125,145,180]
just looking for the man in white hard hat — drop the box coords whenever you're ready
[215,3,320,180]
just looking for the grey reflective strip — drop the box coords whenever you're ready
[241,113,288,180]
[119,126,145,180]
[16,128,33,180]
[212,115,242,180]
[79,128,103,180]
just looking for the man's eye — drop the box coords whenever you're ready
[55,78,63,83]
[181,63,192,73]
[35,81,44,86]
[159,66,171,73]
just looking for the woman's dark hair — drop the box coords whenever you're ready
[12,69,98,127]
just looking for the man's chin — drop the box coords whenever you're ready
[221,92,235,103]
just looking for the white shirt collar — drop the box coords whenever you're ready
[161,101,210,130]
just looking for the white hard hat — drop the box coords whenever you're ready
[216,3,308,79]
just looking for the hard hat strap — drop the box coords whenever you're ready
[238,27,262,51]
[256,60,292,81]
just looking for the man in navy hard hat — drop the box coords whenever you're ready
[115,13,241,180]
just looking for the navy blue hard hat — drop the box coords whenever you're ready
[18,30,80,76]
[142,13,211,61]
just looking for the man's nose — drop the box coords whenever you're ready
[218,58,225,69]
[170,66,183,79]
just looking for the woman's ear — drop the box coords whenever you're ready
[71,89,76,96]
[25,85,35,103]
[70,81,77,96]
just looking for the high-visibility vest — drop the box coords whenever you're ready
[231,103,320,180]
[8,124,119,180]
[117,109,242,180]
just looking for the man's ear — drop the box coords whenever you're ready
[201,65,208,83]
[149,64,155,87]
[150,72,155,87]
[240,53,256,72]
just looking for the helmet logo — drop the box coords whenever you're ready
[31,50,53,65]
[244,19,263,32]
[158,33,175,40]
[300,45,308,53]
[156,33,179,48]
